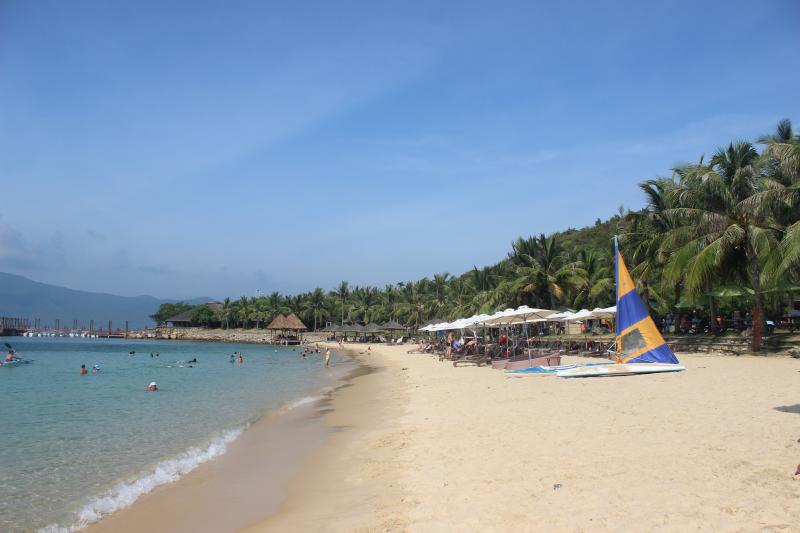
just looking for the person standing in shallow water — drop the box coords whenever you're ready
[325,349,331,367]
[79,364,87,375]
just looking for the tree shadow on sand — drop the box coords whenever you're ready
[774,404,800,414]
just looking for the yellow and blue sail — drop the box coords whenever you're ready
[615,238,679,364]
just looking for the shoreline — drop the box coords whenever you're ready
[78,346,361,533]
[243,343,412,531]
[77,343,800,531]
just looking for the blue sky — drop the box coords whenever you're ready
[1,0,798,299]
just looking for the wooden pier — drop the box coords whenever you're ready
[0,317,30,336]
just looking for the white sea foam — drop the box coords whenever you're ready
[283,395,319,411]
[39,427,244,533]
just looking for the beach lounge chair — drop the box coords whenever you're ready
[452,344,491,367]
[407,341,432,354]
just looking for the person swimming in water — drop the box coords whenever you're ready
[92,364,100,374]
[79,364,88,375]
[188,357,197,363]
[229,354,236,363]
[146,382,158,392]
[237,354,244,364]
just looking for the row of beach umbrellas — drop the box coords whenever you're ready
[418,305,616,332]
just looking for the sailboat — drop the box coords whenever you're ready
[556,237,686,378]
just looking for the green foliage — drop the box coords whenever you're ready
[150,302,193,325]
[151,118,800,352]
[190,305,217,327]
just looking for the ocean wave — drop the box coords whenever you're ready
[39,427,244,533]
[282,395,319,411]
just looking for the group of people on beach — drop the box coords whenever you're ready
[299,343,332,367]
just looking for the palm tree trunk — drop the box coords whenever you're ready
[749,254,763,352]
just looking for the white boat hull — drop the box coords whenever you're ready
[556,363,685,378]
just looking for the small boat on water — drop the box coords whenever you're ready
[0,358,33,367]
[557,237,685,378]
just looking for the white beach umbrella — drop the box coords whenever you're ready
[481,308,521,327]
[458,314,493,328]
[481,306,555,364]
[590,306,616,319]
[569,309,594,321]
[505,317,548,326]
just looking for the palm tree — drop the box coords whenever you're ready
[509,234,578,308]
[398,281,428,330]
[431,272,451,317]
[237,296,250,328]
[335,281,349,326]
[303,288,326,331]
[625,177,682,316]
[661,142,778,350]
[219,297,232,329]
[572,250,613,309]
[757,119,800,279]
[383,284,399,320]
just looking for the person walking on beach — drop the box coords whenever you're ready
[325,349,331,367]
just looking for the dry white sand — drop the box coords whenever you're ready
[249,344,800,532]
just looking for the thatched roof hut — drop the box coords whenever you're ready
[382,319,405,331]
[284,313,307,331]
[266,314,289,330]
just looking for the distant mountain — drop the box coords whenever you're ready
[0,272,212,329]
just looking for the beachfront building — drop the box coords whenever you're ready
[267,313,307,345]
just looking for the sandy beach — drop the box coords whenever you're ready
[85,343,800,532]
[246,344,800,532]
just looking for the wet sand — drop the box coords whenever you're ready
[243,345,409,532]
[84,356,361,533]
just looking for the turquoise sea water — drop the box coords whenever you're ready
[0,337,342,533]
